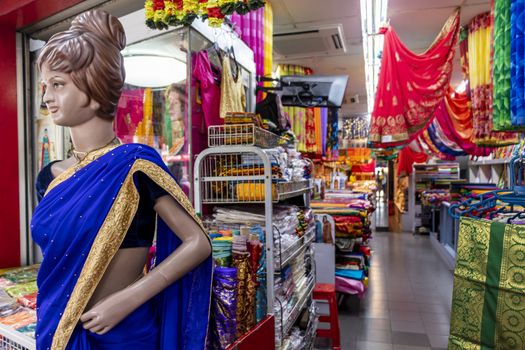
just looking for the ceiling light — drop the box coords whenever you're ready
[123,55,186,88]
[360,0,389,115]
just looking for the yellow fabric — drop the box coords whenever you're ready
[220,56,246,118]
[468,26,492,89]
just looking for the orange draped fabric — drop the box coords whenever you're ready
[369,10,460,147]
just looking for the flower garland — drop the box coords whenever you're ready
[145,0,265,29]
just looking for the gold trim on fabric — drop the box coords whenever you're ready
[51,158,209,349]
[45,144,121,195]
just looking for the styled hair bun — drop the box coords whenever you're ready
[70,9,126,51]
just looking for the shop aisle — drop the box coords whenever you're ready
[339,232,453,350]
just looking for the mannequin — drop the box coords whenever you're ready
[31,10,212,350]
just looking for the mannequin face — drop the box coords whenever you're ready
[41,64,100,127]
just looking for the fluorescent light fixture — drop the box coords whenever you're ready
[124,55,186,88]
[360,0,389,115]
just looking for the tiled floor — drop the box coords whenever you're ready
[337,231,454,350]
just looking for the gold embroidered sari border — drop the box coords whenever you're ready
[51,158,209,349]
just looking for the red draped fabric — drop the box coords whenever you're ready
[396,144,429,176]
[434,86,491,156]
[369,9,460,147]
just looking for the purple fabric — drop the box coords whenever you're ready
[335,276,367,299]
[321,108,328,156]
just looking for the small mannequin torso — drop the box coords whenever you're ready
[51,159,155,309]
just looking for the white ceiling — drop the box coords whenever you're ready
[272,0,491,116]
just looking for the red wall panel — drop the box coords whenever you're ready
[0,25,20,268]
[0,0,84,267]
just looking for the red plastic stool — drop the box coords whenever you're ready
[313,283,341,350]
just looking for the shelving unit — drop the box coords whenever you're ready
[408,163,460,234]
[194,142,315,349]
[468,159,510,188]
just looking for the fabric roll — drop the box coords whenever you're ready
[232,252,253,337]
[210,267,238,350]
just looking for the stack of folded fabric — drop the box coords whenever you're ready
[0,265,40,338]
[312,190,374,298]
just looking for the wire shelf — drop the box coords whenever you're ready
[275,226,316,271]
[195,149,311,204]
[0,324,35,350]
[282,277,315,335]
[208,124,290,149]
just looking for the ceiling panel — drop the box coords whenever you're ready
[389,0,460,12]
[282,0,360,22]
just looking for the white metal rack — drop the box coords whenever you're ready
[193,144,315,348]
[0,323,35,350]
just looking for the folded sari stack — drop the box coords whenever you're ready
[312,190,373,297]
[0,265,40,339]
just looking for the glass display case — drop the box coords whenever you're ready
[26,9,256,262]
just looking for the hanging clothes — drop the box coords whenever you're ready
[314,108,323,156]
[459,28,471,96]
[492,0,517,131]
[468,12,518,145]
[115,88,144,144]
[396,145,429,176]
[220,55,246,119]
[433,89,491,156]
[368,9,460,147]
[511,0,525,126]
[191,50,223,155]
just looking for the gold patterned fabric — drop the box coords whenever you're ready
[220,57,246,119]
[450,217,525,350]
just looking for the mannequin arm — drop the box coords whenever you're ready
[79,194,211,334]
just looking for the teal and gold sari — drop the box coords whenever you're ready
[31,143,212,350]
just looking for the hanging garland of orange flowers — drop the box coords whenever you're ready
[145,0,265,29]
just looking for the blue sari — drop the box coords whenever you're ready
[31,143,212,350]
[511,0,525,126]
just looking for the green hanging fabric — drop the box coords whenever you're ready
[492,0,522,130]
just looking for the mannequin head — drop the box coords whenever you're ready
[165,83,186,122]
[38,10,126,126]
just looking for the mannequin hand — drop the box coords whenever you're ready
[80,289,138,335]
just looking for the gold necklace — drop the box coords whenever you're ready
[72,137,120,163]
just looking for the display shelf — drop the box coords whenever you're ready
[468,159,511,166]
[208,123,290,148]
[282,277,315,335]
[275,226,315,271]
[194,144,315,349]
[0,323,35,350]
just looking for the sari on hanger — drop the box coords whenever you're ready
[368,9,460,147]
[32,143,212,350]
[510,0,525,126]
[468,12,518,145]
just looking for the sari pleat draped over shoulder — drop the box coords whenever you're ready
[368,9,460,147]
[31,144,212,350]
